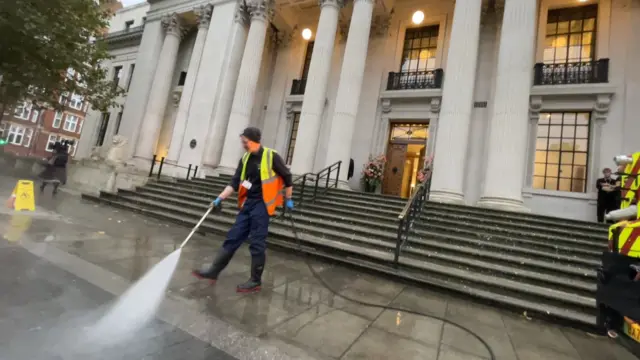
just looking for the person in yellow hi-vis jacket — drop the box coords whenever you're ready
[193,127,294,293]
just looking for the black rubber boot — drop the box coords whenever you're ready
[237,254,265,293]
[192,249,233,284]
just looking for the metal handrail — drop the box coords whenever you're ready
[313,161,342,199]
[148,155,198,180]
[394,177,431,265]
[280,162,342,217]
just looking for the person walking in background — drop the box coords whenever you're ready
[596,167,619,223]
[39,140,71,195]
[417,155,434,184]
[192,127,294,293]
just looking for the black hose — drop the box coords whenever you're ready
[285,213,496,360]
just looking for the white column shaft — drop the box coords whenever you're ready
[203,21,248,167]
[429,0,483,203]
[134,22,182,161]
[479,0,537,210]
[324,0,374,179]
[167,21,210,162]
[219,16,270,168]
[289,0,342,174]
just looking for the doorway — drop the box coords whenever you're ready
[382,123,428,198]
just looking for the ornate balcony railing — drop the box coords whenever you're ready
[386,69,444,91]
[533,59,609,86]
[290,78,307,95]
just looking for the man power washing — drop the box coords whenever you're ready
[192,127,294,293]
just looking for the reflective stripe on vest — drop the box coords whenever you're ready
[612,220,640,258]
[238,147,284,216]
[621,152,640,209]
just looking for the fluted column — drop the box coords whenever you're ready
[166,5,212,163]
[219,0,273,168]
[478,0,537,211]
[202,6,249,168]
[133,13,184,162]
[324,0,374,178]
[428,0,483,204]
[289,0,344,174]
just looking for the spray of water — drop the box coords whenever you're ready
[85,248,183,346]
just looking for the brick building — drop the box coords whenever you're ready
[0,95,88,159]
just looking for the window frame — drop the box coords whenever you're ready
[399,24,440,73]
[7,125,25,145]
[63,114,79,133]
[14,101,31,120]
[68,94,84,110]
[53,111,63,128]
[46,134,59,152]
[532,111,592,193]
[23,128,33,147]
[285,112,301,165]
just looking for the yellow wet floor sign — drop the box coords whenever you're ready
[8,180,36,211]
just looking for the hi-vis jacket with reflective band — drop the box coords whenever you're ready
[609,219,640,258]
[620,152,640,210]
[237,147,284,216]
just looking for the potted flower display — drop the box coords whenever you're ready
[362,155,386,193]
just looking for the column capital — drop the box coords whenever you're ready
[318,0,345,10]
[234,0,249,25]
[529,95,543,122]
[194,4,213,29]
[161,13,186,39]
[594,94,612,123]
[247,0,274,22]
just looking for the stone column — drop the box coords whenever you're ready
[323,0,374,179]
[133,13,185,163]
[202,7,249,168]
[428,0,483,204]
[166,5,212,163]
[289,0,344,174]
[478,0,537,211]
[219,0,273,169]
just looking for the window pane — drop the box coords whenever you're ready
[536,138,548,150]
[545,177,559,190]
[584,18,595,31]
[573,166,587,179]
[550,113,563,124]
[559,178,572,192]
[548,138,561,151]
[533,176,546,189]
[546,164,560,177]
[576,113,589,125]
[574,139,588,151]
[549,125,562,137]
[581,45,592,60]
[557,21,569,33]
[561,152,574,164]
[563,112,576,124]
[575,126,589,138]
[546,22,557,35]
[562,125,575,138]
[574,152,587,165]
[534,163,546,176]
[535,151,548,163]
[547,150,560,164]
[582,32,593,45]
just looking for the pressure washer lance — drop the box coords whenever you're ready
[179,203,221,249]
[284,213,497,360]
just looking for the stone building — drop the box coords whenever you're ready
[77,0,640,221]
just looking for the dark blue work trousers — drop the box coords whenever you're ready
[222,198,269,257]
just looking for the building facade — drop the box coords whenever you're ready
[77,0,640,221]
[1,95,88,159]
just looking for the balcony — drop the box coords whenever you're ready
[386,69,444,91]
[533,59,609,86]
[290,78,307,95]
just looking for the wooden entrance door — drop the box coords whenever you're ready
[383,144,407,196]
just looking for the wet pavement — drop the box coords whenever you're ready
[0,174,636,360]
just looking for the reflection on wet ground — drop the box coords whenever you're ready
[0,175,636,360]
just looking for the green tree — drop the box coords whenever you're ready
[0,0,123,122]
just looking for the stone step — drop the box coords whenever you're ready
[113,189,597,296]
[142,183,605,258]
[82,192,597,328]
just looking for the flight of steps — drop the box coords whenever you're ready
[82,174,609,329]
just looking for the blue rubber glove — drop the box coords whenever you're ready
[285,199,294,210]
[211,197,222,207]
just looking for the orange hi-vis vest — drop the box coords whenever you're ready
[237,147,284,216]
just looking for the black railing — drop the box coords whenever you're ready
[280,161,342,217]
[148,155,198,180]
[386,69,444,90]
[290,78,307,95]
[394,178,431,265]
[533,59,609,85]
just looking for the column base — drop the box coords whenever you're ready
[428,189,465,205]
[476,196,530,213]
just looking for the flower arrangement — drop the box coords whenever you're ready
[362,154,386,192]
